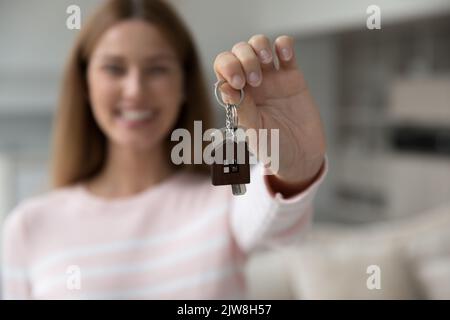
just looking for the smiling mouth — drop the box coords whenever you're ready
[120,109,154,121]
[115,108,158,127]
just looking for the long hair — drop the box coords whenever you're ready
[51,0,214,188]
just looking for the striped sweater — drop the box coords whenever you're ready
[1,162,326,299]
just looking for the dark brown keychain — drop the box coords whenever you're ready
[211,79,250,195]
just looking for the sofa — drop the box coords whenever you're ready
[245,203,450,299]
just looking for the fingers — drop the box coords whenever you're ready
[231,42,262,87]
[213,51,246,103]
[213,34,298,101]
[248,34,275,71]
[274,35,297,70]
[213,51,245,89]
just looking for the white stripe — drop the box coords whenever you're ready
[30,204,227,277]
[33,233,231,297]
[81,264,243,299]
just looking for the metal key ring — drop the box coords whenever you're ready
[214,79,245,109]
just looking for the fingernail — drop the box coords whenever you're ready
[231,75,244,88]
[248,72,260,86]
[259,49,272,63]
[281,47,292,61]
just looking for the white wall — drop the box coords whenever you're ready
[0,0,98,115]
[254,0,450,36]
[2,0,450,114]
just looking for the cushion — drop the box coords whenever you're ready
[288,240,422,299]
[413,256,450,299]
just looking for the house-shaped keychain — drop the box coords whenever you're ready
[211,136,250,194]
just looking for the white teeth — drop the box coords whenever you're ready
[121,110,154,121]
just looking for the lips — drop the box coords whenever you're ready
[121,109,154,121]
[115,108,158,128]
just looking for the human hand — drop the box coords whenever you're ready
[213,35,326,187]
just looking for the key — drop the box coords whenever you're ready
[211,79,251,195]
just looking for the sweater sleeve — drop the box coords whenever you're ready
[1,205,32,300]
[229,157,328,254]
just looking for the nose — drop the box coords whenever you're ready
[122,69,145,103]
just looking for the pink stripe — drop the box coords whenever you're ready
[25,186,228,265]
[151,271,246,300]
[32,212,229,279]
[39,268,245,300]
[33,236,239,298]
[2,283,30,300]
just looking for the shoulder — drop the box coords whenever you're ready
[2,185,81,238]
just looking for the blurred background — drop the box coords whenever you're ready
[0,0,449,299]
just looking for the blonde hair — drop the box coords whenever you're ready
[51,0,213,188]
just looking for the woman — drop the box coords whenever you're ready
[1,0,326,299]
